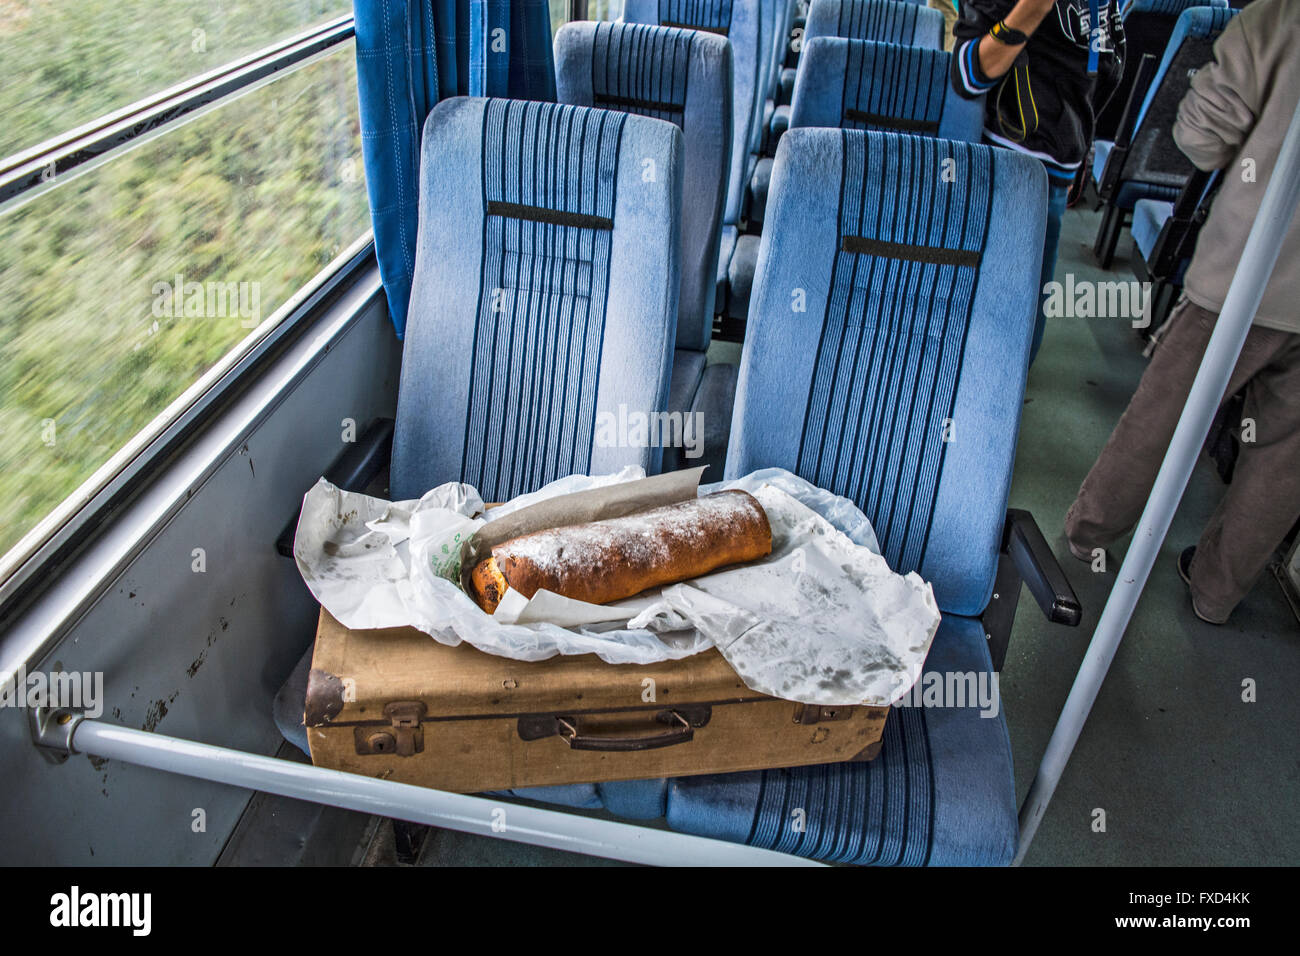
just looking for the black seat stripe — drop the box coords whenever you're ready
[662,20,728,35]
[841,234,980,268]
[594,92,685,115]
[486,200,613,231]
[843,109,939,134]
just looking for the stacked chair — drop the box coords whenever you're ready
[1091,5,1237,268]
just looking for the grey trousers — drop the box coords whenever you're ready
[1065,297,1300,622]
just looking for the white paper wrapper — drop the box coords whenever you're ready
[293,468,940,705]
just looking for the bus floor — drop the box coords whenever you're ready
[224,202,1299,868]
[1006,200,1300,866]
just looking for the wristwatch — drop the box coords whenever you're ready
[989,19,1029,45]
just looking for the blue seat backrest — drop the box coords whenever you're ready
[805,0,943,49]
[791,38,984,143]
[764,0,797,99]
[1118,6,1237,188]
[1134,6,1237,133]
[554,21,731,353]
[623,0,762,224]
[1094,0,1228,140]
[391,98,683,502]
[726,128,1047,616]
[1121,0,1227,18]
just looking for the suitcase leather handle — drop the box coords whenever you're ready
[556,711,694,752]
[516,705,712,752]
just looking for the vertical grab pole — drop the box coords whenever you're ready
[1015,101,1300,865]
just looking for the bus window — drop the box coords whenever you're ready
[0,41,368,568]
[0,1,352,160]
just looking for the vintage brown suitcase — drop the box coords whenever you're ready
[305,609,888,792]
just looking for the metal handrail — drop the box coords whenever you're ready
[31,709,822,867]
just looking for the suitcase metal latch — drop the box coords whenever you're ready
[794,704,854,725]
[354,701,427,757]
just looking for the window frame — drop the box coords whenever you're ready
[0,14,355,213]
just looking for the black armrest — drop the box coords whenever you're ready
[275,417,395,557]
[1003,509,1082,626]
[1098,53,1160,201]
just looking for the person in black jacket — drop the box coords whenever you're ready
[951,0,1125,364]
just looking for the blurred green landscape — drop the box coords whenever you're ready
[0,1,368,559]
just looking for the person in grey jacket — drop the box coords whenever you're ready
[1065,0,1300,624]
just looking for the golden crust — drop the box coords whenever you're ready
[472,490,771,611]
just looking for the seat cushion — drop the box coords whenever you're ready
[777,66,796,106]
[664,349,709,472]
[598,779,669,819]
[1092,139,1114,186]
[669,348,708,418]
[747,157,775,226]
[1093,139,1182,208]
[664,614,1017,865]
[689,362,739,479]
[716,224,738,313]
[1132,199,1173,261]
[725,234,762,322]
[768,104,791,154]
[273,643,314,757]
[490,784,604,809]
[494,778,668,817]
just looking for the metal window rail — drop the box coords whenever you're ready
[0,14,356,213]
[30,708,822,867]
[1016,100,1300,864]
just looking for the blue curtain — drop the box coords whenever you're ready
[353,1,556,338]
[471,1,558,101]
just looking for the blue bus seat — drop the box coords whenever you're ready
[1132,198,1173,264]
[767,0,940,159]
[804,0,943,49]
[390,97,683,502]
[555,20,734,469]
[656,128,1048,865]
[1094,0,1229,143]
[668,615,1015,864]
[624,0,763,230]
[1092,5,1237,268]
[734,38,983,323]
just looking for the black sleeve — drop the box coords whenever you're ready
[951,0,1018,99]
